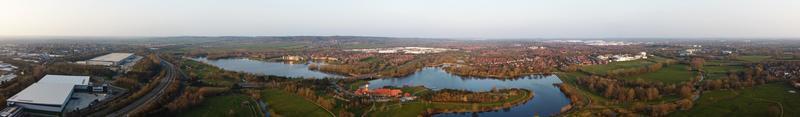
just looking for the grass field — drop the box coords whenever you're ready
[736,55,772,63]
[178,95,262,117]
[580,59,655,75]
[181,59,236,86]
[670,83,800,117]
[704,60,744,66]
[368,89,533,117]
[620,64,696,84]
[704,65,747,80]
[646,56,676,63]
[261,89,333,117]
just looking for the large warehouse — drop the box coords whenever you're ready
[5,75,90,114]
[84,53,135,66]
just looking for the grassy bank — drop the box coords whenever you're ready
[177,95,261,117]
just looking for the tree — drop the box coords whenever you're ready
[676,99,694,110]
[646,87,660,100]
[625,89,636,101]
[690,58,705,71]
[679,84,693,99]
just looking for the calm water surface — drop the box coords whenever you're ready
[192,57,343,78]
[369,67,570,117]
[194,58,570,117]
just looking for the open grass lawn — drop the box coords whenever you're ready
[369,89,532,117]
[580,59,655,75]
[620,64,696,84]
[704,65,746,73]
[704,65,746,80]
[261,89,333,117]
[670,83,800,117]
[178,95,261,117]
[736,55,772,63]
[646,56,676,63]
[359,56,381,63]
[704,60,744,66]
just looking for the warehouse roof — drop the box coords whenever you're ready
[38,75,90,86]
[89,53,134,62]
[6,83,75,105]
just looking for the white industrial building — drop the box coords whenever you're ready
[82,53,136,66]
[5,75,90,114]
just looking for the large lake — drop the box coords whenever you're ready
[191,57,344,78]
[193,58,570,116]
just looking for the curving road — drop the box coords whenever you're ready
[106,56,180,117]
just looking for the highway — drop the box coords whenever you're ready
[106,56,180,117]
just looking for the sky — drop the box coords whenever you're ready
[1,0,799,39]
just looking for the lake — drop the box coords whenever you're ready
[191,57,344,78]
[193,58,570,116]
[369,67,570,117]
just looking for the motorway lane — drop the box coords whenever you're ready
[106,57,179,117]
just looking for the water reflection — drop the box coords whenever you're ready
[191,57,343,79]
[369,67,570,117]
[193,58,570,117]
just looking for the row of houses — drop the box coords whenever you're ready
[347,47,456,54]
[595,52,648,62]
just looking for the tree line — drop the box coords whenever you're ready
[426,89,528,103]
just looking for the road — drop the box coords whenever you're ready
[106,56,180,117]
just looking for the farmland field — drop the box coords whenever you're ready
[261,89,333,117]
[736,55,772,62]
[620,64,696,84]
[670,83,800,117]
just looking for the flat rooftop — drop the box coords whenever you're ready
[89,53,134,62]
[6,83,75,105]
[38,75,89,86]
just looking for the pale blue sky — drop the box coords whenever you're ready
[1,0,798,38]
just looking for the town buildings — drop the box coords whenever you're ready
[354,85,412,98]
[680,49,700,56]
[0,62,17,85]
[595,52,648,62]
[346,47,456,54]
[281,55,304,61]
